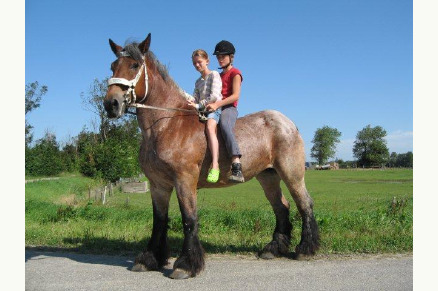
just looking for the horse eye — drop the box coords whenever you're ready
[131,63,140,70]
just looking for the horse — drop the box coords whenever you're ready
[104,33,319,279]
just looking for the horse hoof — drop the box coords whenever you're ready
[131,263,148,272]
[293,253,312,261]
[169,268,191,279]
[259,251,275,260]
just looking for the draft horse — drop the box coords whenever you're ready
[104,33,319,279]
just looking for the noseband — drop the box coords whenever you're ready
[107,51,149,105]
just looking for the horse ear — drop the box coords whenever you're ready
[139,33,151,54]
[109,39,122,56]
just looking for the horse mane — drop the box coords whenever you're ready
[123,42,181,94]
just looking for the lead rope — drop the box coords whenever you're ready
[131,103,209,121]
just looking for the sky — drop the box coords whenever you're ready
[25,0,413,162]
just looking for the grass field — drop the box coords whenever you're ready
[25,169,413,256]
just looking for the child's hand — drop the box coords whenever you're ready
[206,103,219,111]
[187,101,197,109]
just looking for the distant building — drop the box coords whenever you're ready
[305,162,316,170]
[315,162,339,170]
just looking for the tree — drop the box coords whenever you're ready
[60,138,80,173]
[81,78,111,141]
[76,128,99,178]
[25,81,48,147]
[388,152,398,167]
[25,131,64,176]
[353,125,389,167]
[76,118,141,181]
[310,126,342,165]
[93,118,141,181]
[396,151,413,168]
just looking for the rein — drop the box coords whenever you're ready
[130,103,195,113]
[107,51,206,119]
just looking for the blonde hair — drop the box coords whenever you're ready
[229,54,234,65]
[192,49,209,60]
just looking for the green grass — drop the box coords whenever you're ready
[25,169,413,256]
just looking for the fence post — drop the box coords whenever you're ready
[102,186,107,204]
[88,186,91,200]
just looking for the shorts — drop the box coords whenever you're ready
[207,108,221,123]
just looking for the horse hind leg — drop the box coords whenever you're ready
[275,160,320,257]
[256,168,292,259]
[291,181,320,257]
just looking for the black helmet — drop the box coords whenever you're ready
[213,40,235,55]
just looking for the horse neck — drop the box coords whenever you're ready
[136,59,190,134]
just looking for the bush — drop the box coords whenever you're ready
[25,132,64,176]
[77,119,141,182]
[61,143,80,172]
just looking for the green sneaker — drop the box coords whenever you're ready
[207,168,220,183]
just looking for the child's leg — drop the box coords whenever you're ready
[206,119,219,170]
[219,106,241,159]
[219,106,244,182]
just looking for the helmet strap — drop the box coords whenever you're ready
[219,56,232,70]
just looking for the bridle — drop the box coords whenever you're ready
[107,51,149,106]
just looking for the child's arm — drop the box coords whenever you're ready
[206,74,241,111]
[187,86,203,110]
[181,89,196,102]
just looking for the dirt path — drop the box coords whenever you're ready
[25,177,60,183]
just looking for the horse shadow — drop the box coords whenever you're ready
[26,236,298,277]
[25,247,134,268]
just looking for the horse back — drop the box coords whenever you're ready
[199,110,304,188]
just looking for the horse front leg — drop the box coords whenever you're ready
[132,183,173,272]
[169,174,205,279]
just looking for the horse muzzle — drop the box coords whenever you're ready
[104,94,127,119]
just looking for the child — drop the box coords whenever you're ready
[187,49,223,183]
[206,40,244,183]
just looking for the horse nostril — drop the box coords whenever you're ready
[104,95,125,118]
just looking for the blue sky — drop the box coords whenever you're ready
[25,0,413,161]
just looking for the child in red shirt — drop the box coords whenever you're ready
[206,40,244,183]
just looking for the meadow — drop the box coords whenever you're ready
[25,169,412,256]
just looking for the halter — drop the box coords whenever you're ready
[107,51,149,105]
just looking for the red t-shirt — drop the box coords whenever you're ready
[220,67,243,107]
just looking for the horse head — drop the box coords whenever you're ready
[104,34,151,118]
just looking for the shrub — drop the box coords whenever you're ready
[25,132,64,176]
[77,119,141,182]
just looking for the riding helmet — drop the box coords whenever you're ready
[213,40,236,55]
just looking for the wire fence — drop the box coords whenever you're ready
[88,177,149,204]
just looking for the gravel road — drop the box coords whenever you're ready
[25,250,412,290]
